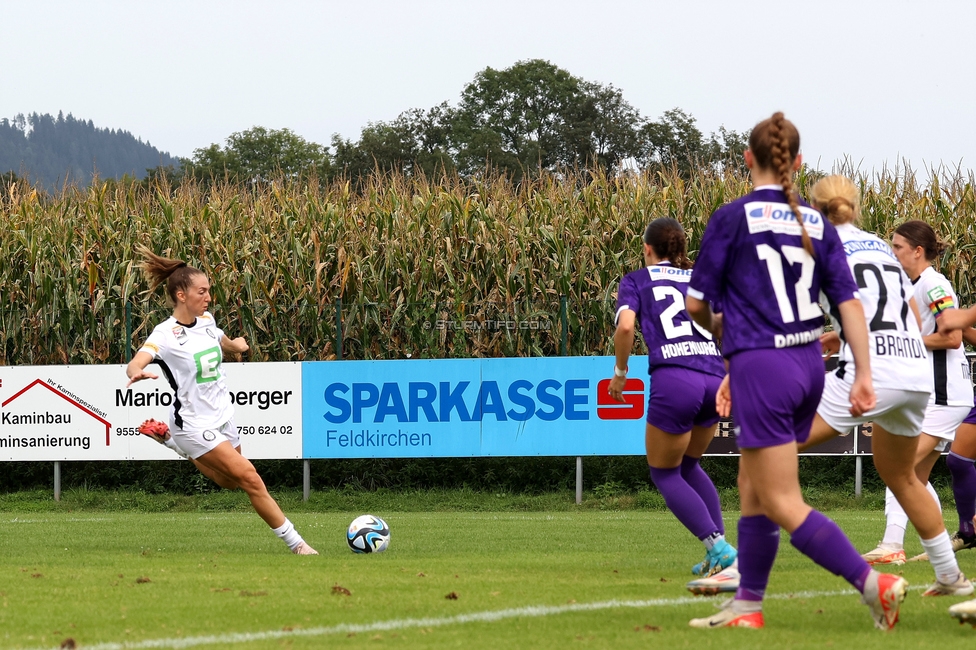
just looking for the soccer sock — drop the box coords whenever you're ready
[790,509,872,593]
[648,466,718,541]
[946,453,976,537]
[163,437,189,459]
[701,531,724,551]
[734,515,779,603]
[680,455,725,535]
[920,530,962,583]
[882,487,908,548]
[271,518,305,550]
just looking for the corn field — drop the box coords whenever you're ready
[1,164,975,366]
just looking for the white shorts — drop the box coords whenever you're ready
[817,374,927,438]
[922,404,970,441]
[171,419,239,460]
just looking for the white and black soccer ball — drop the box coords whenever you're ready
[346,514,390,553]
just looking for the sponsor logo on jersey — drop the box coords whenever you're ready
[745,201,825,240]
[172,326,188,345]
[842,238,896,259]
[193,347,222,383]
[647,265,692,283]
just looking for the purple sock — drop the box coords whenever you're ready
[680,455,725,535]
[735,515,780,602]
[790,510,872,593]
[947,453,976,537]
[648,466,719,540]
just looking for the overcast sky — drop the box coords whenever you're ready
[3,0,974,175]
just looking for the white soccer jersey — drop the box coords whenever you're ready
[914,266,973,406]
[822,224,929,393]
[138,312,234,432]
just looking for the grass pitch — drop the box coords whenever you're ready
[1,500,974,649]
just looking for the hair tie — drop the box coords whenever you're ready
[177,262,187,268]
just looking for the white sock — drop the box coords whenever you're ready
[921,530,962,584]
[861,569,880,603]
[702,532,724,551]
[272,518,305,550]
[925,481,943,513]
[731,598,762,613]
[882,487,908,548]
[163,437,189,459]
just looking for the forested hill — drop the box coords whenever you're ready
[0,112,179,188]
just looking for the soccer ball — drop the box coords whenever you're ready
[346,514,390,553]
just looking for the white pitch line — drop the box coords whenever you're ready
[25,586,912,650]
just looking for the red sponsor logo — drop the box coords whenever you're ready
[596,378,645,420]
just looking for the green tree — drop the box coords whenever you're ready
[641,109,748,177]
[186,127,330,183]
[450,59,644,177]
[332,104,454,180]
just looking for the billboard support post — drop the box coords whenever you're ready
[576,457,583,505]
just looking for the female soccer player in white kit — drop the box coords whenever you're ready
[798,177,971,597]
[126,246,318,555]
[859,221,973,566]
[927,304,976,623]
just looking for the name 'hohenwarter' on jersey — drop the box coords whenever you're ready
[660,340,720,360]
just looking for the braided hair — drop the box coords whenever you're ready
[749,112,812,255]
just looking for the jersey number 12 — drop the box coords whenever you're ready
[756,244,820,324]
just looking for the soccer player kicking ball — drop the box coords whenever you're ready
[126,246,317,555]
[684,113,905,631]
[609,217,738,596]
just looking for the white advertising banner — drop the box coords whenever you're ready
[0,362,302,461]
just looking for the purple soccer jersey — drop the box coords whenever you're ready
[616,262,725,377]
[688,187,859,357]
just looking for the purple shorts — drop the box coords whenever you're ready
[646,365,723,434]
[729,344,824,449]
[964,405,976,426]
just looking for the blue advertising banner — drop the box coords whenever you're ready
[301,356,651,458]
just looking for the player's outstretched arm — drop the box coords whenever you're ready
[220,335,249,356]
[126,350,158,387]
[939,305,976,333]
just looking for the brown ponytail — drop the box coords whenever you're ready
[135,244,205,305]
[643,218,692,270]
[749,112,812,255]
[893,220,948,261]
